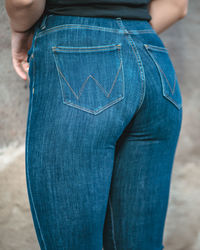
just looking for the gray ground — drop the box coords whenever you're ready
[0,0,200,249]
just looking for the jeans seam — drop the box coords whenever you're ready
[26,38,47,250]
[144,45,182,110]
[109,197,117,250]
[35,25,156,39]
[144,43,168,52]
[115,18,146,115]
[52,43,121,52]
[51,41,125,115]
[125,35,146,115]
[54,57,123,100]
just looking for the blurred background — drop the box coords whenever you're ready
[0,0,200,249]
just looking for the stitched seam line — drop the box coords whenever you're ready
[35,24,156,39]
[63,96,124,114]
[134,72,146,116]
[163,94,182,109]
[56,61,122,99]
[129,44,146,114]
[145,44,168,53]
[146,50,175,94]
[53,49,122,99]
[109,197,117,250]
[26,37,47,250]
[52,43,121,52]
[126,40,146,112]
[51,43,125,115]
[160,68,176,94]
[53,52,125,115]
[144,46,182,110]
[119,43,126,103]
[115,19,146,115]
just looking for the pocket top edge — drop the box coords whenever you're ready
[144,43,168,53]
[51,43,122,53]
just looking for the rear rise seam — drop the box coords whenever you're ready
[115,18,146,116]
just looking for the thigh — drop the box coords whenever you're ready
[25,15,142,250]
[103,32,183,250]
[26,61,116,249]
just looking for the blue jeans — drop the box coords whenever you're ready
[25,14,183,250]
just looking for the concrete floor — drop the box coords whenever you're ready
[0,0,200,249]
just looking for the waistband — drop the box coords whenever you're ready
[34,13,156,38]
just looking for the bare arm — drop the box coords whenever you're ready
[149,0,188,34]
[5,0,46,80]
[5,0,46,32]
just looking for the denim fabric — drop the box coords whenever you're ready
[25,14,183,250]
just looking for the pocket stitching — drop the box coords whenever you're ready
[144,44,182,110]
[54,57,123,100]
[36,24,120,38]
[52,43,125,115]
[160,67,177,95]
[144,44,168,53]
[64,95,124,114]
[52,43,122,52]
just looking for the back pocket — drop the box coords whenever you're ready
[52,43,125,115]
[144,44,182,110]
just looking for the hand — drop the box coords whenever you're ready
[11,28,34,81]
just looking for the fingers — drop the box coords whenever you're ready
[12,57,29,81]
[21,60,29,74]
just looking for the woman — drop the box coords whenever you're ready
[5,0,188,249]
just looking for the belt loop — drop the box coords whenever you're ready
[40,14,48,30]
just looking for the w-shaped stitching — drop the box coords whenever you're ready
[159,67,177,95]
[57,61,122,100]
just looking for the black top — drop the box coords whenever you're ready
[45,0,152,21]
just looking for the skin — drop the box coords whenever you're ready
[149,0,188,34]
[5,0,188,81]
[5,0,46,80]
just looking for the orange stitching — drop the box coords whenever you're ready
[53,48,123,99]
[57,62,122,99]
[160,68,176,95]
